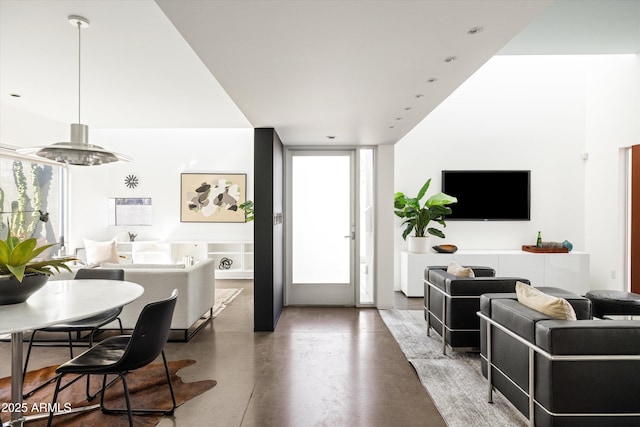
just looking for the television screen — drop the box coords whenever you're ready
[441,170,530,221]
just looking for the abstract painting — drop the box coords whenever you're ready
[180,173,246,223]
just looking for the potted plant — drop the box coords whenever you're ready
[0,224,75,304]
[394,178,457,253]
[239,200,254,222]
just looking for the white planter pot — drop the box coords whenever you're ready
[407,236,431,254]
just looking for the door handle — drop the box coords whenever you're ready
[344,232,355,240]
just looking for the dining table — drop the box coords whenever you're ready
[0,278,144,426]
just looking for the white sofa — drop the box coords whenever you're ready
[51,258,216,341]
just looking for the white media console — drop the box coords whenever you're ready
[400,249,590,297]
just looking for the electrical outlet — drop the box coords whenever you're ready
[611,270,617,279]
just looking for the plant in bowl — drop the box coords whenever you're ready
[0,224,75,304]
[394,178,457,253]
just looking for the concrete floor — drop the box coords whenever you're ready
[1,282,441,427]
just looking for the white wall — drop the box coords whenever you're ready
[67,128,254,251]
[395,54,640,292]
[584,54,640,291]
[0,104,68,148]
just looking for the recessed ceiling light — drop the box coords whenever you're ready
[415,94,424,98]
[389,126,395,129]
[10,93,21,98]
[467,26,483,35]
[404,107,412,111]
[444,56,457,63]
[427,78,437,83]
[396,117,402,120]
[326,135,336,140]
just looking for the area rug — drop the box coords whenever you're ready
[0,359,216,426]
[379,309,527,427]
[212,288,242,318]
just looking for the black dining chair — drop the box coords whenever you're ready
[47,289,179,427]
[23,268,125,398]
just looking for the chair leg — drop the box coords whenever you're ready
[100,374,133,427]
[23,330,58,399]
[161,350,177,414]
[23,330,37,381]
[100,351,176,417]
[46,374,64,427]
[67,331,74,359]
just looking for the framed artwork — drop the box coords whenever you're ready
[180,173,247,223]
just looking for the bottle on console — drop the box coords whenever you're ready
[536,231,542,248]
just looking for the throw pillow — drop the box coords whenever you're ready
[515,281,577,320]
[446,261,476,278]
[84,238,119,267]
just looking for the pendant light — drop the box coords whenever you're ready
[18,15,131,166]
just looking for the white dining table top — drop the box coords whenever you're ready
[0,279,144,334]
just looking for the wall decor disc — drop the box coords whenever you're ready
[125,174,139,188]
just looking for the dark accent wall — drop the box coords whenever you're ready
[632,145,640,294]
[253,128,284,331]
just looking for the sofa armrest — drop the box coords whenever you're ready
[446,277,529,296]
[536,320,640,355]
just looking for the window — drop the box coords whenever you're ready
[0,157,65,254]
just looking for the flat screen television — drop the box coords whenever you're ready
[441,170,530,221]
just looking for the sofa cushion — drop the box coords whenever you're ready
[516,282,577,320]
[83,238,119,267]
[447,261,475,278]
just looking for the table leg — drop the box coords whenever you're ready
[10,332,24,426]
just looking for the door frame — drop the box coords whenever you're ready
[284,148,357,306]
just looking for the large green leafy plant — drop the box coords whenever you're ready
[394,178,457,240]
[0,224,74,282]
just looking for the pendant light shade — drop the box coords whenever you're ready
[17,15,130,166]
[25,124,131,166]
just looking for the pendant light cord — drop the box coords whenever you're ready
[77,20,82,124]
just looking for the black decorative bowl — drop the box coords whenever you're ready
[0,273,49,305]
[432,244,458,254]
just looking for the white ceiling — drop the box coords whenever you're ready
[1,0,638,148]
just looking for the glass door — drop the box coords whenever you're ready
[285,150,355,305]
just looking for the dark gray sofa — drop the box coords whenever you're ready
[479,288,640,426]
[423,265,529,354]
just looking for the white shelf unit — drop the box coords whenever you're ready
[400,249,590,297]
[115,241,171,264]
[114,240,254,279]
[207,242,254,279]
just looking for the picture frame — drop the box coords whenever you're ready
[180,173,247,223]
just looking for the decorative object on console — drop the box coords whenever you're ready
[128,232,137,242]
[394,178,457,254]
[432,244,458,253]
[124,174,139,188]
[17,16,130,166]
[219,257,233,270]
[522,244,569,253]
[0,223,75,304]
[181,173,247,223]
[562,240,573,251]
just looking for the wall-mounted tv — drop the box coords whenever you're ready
[441,170,531,221]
